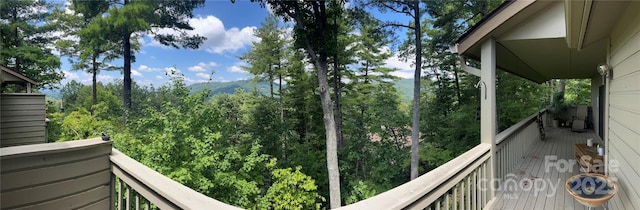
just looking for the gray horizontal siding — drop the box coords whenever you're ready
[0,139,112,210]
[608,2,640,209]
[1,93,46,147]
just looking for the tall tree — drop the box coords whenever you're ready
[347,9,397,145]
[251,0,343,207]
[364,0,425,180]
[240,14,290,160]
[240,14,286,99]
[327,3,359,150]
[90,0,206,122]
[54,1,122,114]
[0,0,63,89]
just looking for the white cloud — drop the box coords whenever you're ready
[383,48,414,79]
[227,61,249,74]
[188,65,206,72]
[138,65,162,72]
[161,67,201,85]
[164,67,182,78]
[188,62,217,72]
[214,77,229,82]
[97,75,116,83]
[390,69,414,79]
[60,70,91,85]
[156,75,164,80]
[228,65,247,73]
[266,2,275,15]
[64,70,79,80]
[196,72,211,80]
[132,70,142,77]
[146,15,258,54]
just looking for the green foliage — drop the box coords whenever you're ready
[52,0,123,111]
[240,14,286,97]
[0,0,63,89]
[345,181,377,205]
[46,112,63,142]
[57,106,113,141]
[114,78,268,208]
[60,81,123,121]
[83,0,205,109]
[565,79,591,106]
[258,159,324,210]
[550,91,567,119]
[417,142,454,173]
[341,83,409,200]
[53,81,119,142]
[496,70,547,131]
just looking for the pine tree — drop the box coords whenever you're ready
[0,0,63,89]
[53,1,122,114]
[89,0,206,122]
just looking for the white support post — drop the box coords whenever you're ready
[481,38,497,199]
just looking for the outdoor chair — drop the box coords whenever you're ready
[571,105,588,132]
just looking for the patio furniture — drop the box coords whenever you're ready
[566,173,617,210]
[575,143,605,174]
[572,105,588,132]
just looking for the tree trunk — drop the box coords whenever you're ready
[12,7,23,93]
[558,79,567,94]
[12,7,20,73]
[454,69,461,103]
[279,73,285,160]
[269,66,274,98]
[333,57,343,150]
[123,31,132,124]
[410,1,422,180]
[333,13,344,151]
[549,80,555,104]
[294,2,340,207]
[92,55,98,115]
[316,58,341,208]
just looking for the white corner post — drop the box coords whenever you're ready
[481,37,497,200]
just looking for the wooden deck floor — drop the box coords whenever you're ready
[491,127,607,210]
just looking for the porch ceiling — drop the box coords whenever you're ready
[455,0,629,83]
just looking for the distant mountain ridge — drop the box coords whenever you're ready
[42,78,415,102]
[189,78,414,102]
[188,80,271,96]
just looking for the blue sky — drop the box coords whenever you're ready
[59,1,415,88]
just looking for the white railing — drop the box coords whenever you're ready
[494,109,546,180]
[339,143,492,210]
[110,149,242,210]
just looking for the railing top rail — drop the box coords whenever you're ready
[338,143,491,210]
[0,137,108,159]
[110,149,243,210]
[496,108,547,145]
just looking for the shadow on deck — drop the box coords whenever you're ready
[491,127,607,210]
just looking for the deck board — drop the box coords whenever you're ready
[492,127,609,210]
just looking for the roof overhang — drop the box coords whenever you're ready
[1,65,38,85]
[453,0,630,83]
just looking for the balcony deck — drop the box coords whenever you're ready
[491,127,606,210]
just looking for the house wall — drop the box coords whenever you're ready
[0,138,112,209]
[607,1,640,209]
[1,93,46,147]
